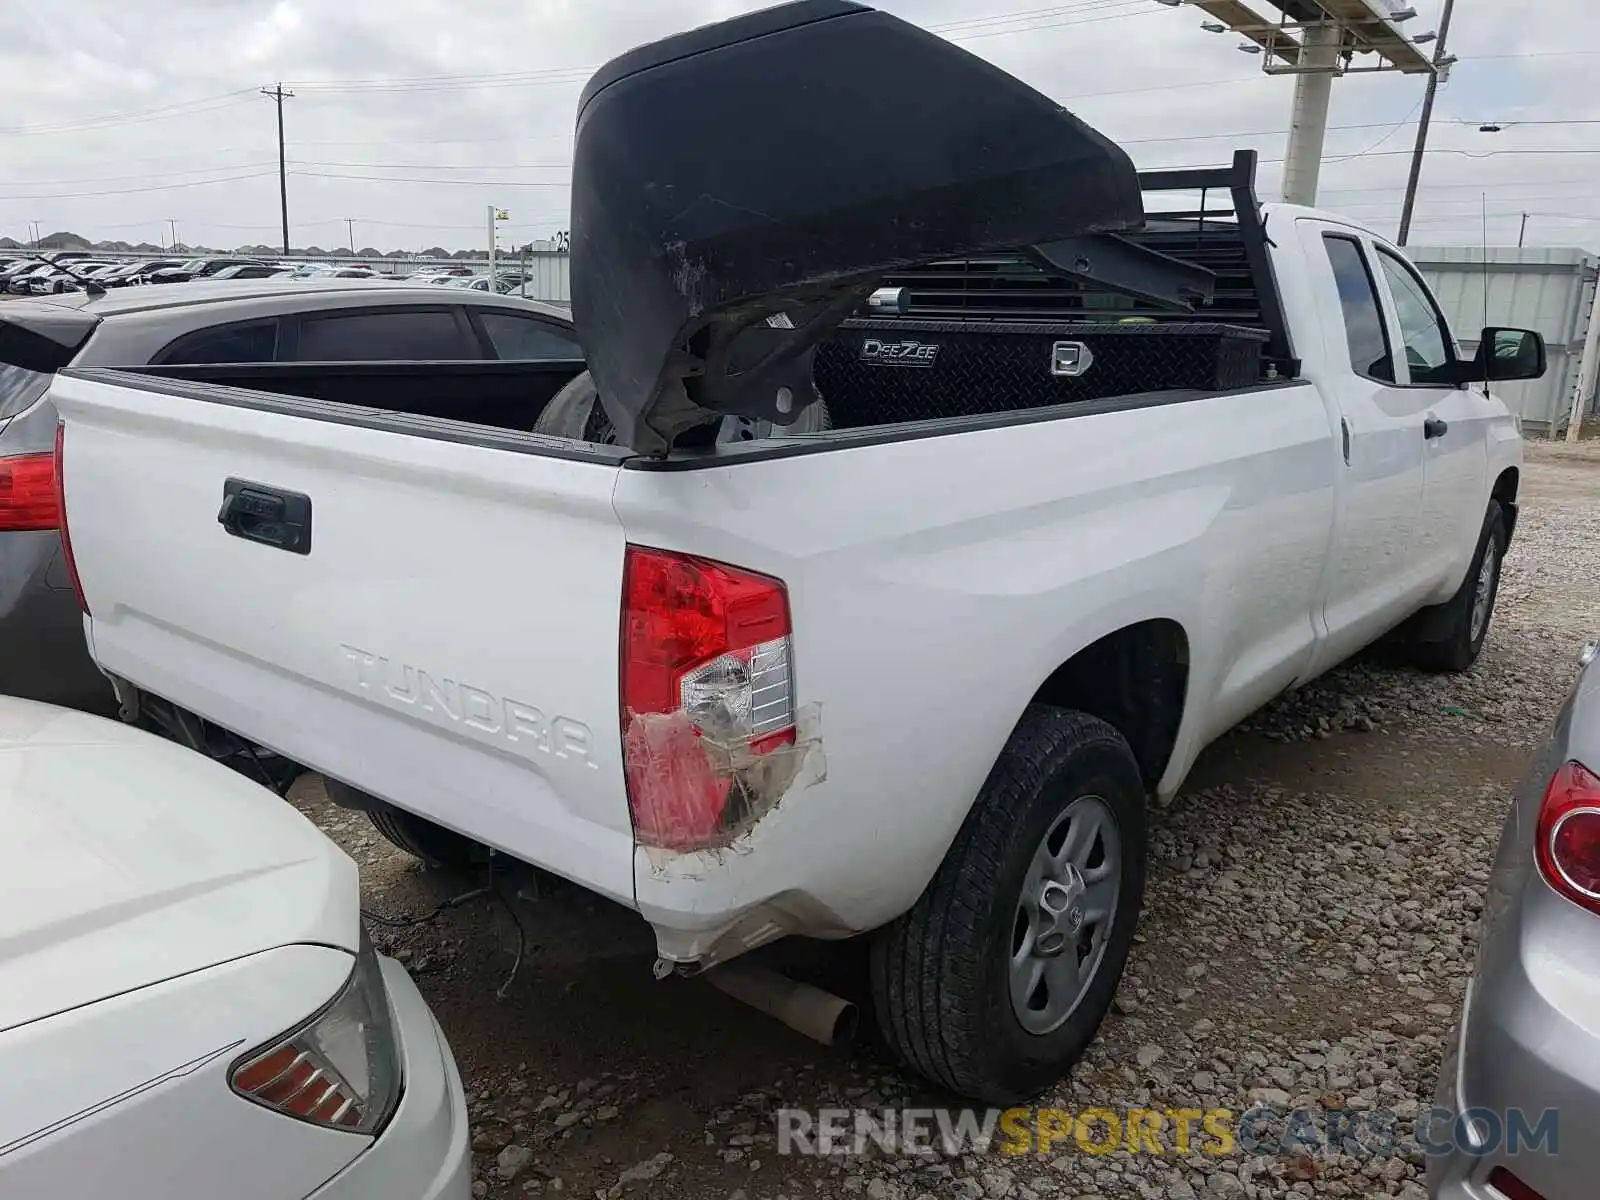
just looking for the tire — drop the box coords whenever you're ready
[870,706,1147,1104]
[532,368,831,443]
[367,802,487,869]
[1407,501,1507,673]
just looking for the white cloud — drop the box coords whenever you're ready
[0,0,1594,252]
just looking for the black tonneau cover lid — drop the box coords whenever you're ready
[570,0,1145,453]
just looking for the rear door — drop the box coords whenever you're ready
[1299,222,1432,673]
[50,367,640,905]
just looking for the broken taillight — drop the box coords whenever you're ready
[619,545,796,850]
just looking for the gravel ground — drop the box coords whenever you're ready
[292,439,1600,1200]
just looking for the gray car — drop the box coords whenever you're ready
[1429,641,1600,1199]
[0,279,583,711]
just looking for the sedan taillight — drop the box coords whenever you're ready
[230,932,401,1134]
[0,451,58,531]
[1535,760,1600,914]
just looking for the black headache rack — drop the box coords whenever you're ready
[864,150,1299,382]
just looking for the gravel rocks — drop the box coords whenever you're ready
[496,1145,533,1182]
[616,1152,674,1185]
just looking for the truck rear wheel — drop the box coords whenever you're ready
[367,805,487,869]
[869,706,1146,1104]
[1406,501,1506,673]
[324,778,487,869]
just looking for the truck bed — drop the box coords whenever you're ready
[52,361,1338,964]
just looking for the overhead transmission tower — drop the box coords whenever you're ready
[1155,0,1442,207]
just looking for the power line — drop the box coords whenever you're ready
[280,1,1160,95]
[8,161,278,187]
[934,0,1158,41]
[1324,97,1428,166]
[289,159,569,170]
[0,89,258,137]
[291,170,569,187]
[0,170,281,202]
[1324,174,1600,196]
[926,0,1140,32]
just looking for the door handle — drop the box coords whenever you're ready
[1424,416,1449,440]
[218,478,312,554]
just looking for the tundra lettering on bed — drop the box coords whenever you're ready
[338,644,596,765]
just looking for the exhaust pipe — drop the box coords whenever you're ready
[704,961,858,1052]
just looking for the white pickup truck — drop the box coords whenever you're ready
[44,1,1542,1103]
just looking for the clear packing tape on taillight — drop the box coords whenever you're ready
[623,692,825,854]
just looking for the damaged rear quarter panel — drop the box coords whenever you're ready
[613,390,1328,954]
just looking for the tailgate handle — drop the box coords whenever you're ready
[218,478,312,555]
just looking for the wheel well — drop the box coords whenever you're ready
[1030,620,1189,790]
[1492,467,1519,543]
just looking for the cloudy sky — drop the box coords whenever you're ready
[2,0,1597,253]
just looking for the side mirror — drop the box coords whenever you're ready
[1457,327,1546,384]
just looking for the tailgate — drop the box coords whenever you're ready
[50,368,638,905]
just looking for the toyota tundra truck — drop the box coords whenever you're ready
[29,0,1544,1102]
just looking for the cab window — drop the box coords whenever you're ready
[1374,248,1455,385]
[1322,235,1394,384]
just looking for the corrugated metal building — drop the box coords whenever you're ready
[1410,246,1599,436]
[513,250,571,305]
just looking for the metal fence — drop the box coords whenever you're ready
[1411,246,1599,437]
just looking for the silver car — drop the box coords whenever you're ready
[1429,642,1600,1199]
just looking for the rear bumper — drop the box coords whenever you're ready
[308,957,470,1200]
[1427,882,1599,1200]
[0,530,111,712]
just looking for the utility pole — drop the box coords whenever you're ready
[1397,0,1457,247]
[261,83,295,255]
[28,220,40,248]
[487,206,497,279]
[345,217,356,253]
[1567,273,1600,443]
[167,218,180,251]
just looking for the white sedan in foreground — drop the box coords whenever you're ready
[0,697,470,1199]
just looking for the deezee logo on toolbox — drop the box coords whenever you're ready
[860,338,940,367]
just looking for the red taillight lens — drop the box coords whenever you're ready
[1535,760,1600,913]
[1488,1166,1548,1200]
[52,423,89,615]
[620,545,795,851]
[0,450,58,531]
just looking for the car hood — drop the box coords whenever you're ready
[0,697,357,1034]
